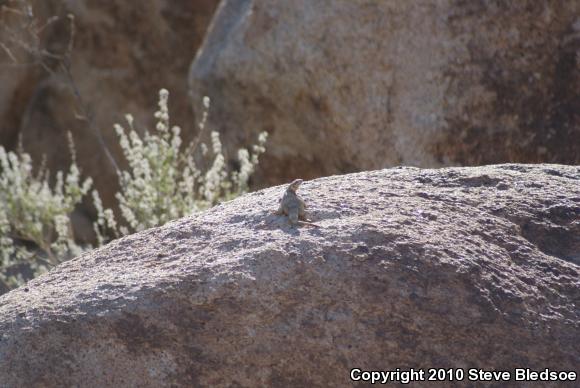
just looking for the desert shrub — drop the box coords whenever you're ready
[0,135,91,288]
[0,89,268,289]
[1,2,268,290]
[93,89,267,243]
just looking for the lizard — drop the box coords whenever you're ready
[274,179,319,227]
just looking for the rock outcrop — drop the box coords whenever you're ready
[189,0,580,184]
[0,164,578,387]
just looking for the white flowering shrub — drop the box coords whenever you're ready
[0,89,268,291]
[93,89,268,243]
[0,134,92,288]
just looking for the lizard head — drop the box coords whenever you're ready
[288,179,303,191]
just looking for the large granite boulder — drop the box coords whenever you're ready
[189,0,580,184]
[0,164,578,386]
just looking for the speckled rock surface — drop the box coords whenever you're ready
[0,164,578,387]
[189,0,580,185]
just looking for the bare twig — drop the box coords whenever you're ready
[0,41,17,62]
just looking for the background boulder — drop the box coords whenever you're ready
[0,164,577,386]
[190,0,580,185]
[0,0,220,210]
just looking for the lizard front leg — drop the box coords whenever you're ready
[288,209,299,226]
